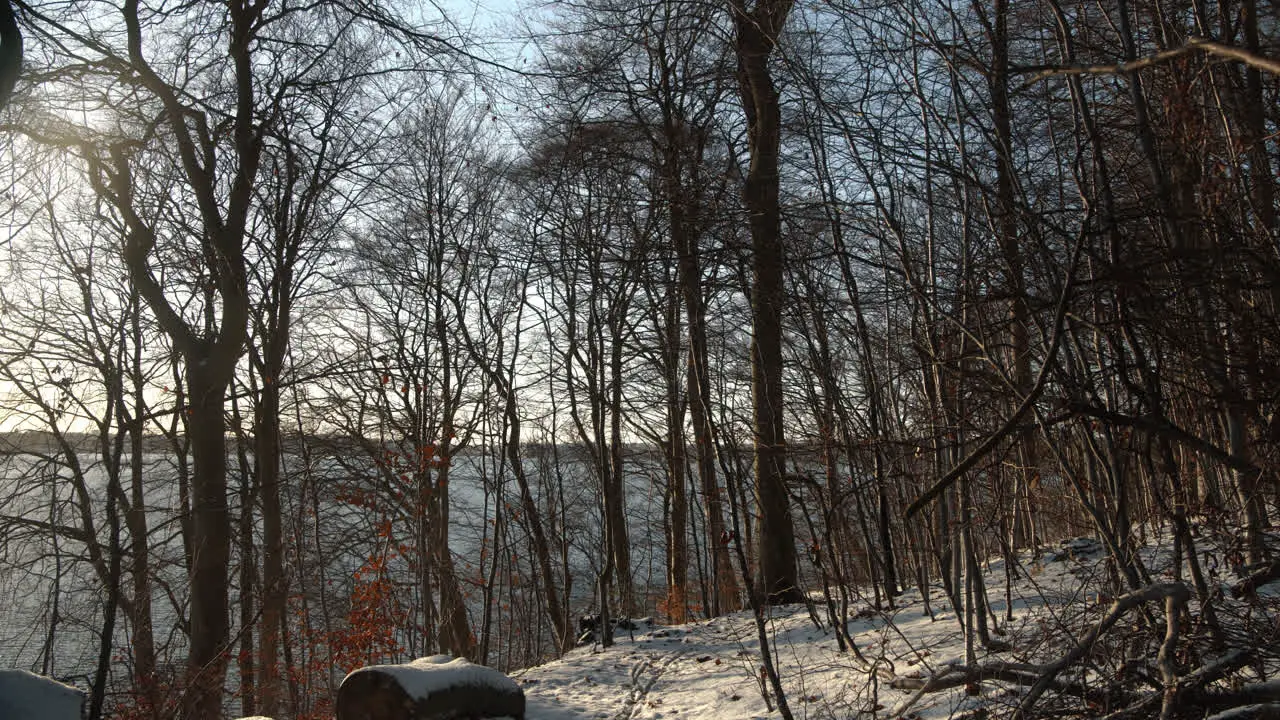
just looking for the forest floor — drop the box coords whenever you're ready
[514,533,1280,720]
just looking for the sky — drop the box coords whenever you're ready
[436,0,536,62]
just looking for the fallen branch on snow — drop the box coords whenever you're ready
[1100,649,1257,720]
[889,661,1117,718]
[1018,582,1189,717]
[1232,559,1280,599]
[888,582,1192,719]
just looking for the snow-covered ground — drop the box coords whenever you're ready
[511,535,1278,720]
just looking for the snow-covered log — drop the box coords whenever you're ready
[337,655,525,720]
[0,669,85,720]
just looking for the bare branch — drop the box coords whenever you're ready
[1018,36,1280,87]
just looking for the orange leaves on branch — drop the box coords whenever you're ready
[332,542,406,675]
[336,485,378,510]
[375,518,394,540]
[658,584,689,624]
[109,671,181,720]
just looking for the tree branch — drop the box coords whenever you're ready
[1018,582,1190,717]
[1018,36,1280,86]
[906,215,1086,518]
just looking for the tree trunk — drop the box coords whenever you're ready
[255,367,286,715]
[90,420,124,720]
[731,0,801,606]
[183,365,233,720]
[0,0,20,114]
[985,0,1039,551]
[126,301,159,713]
[608,320,634,616]
[678,240,738,615]
[664,287,689,622]
[253,280,290,716]
[233,392,256,719]
[435,432,476,659]
[434,271,477,660]
[507,401,571,652]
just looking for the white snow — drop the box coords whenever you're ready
[514,604,980,720]
[0,669,85,720]
[344,654,522,701]
[508,535,1276,720]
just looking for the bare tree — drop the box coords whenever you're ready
[727,0,802,607]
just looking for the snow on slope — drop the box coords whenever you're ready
[513,536,1251,720]
[515,601,996,720]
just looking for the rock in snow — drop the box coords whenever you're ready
[337,655,525,720]
[0,669,85,720]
